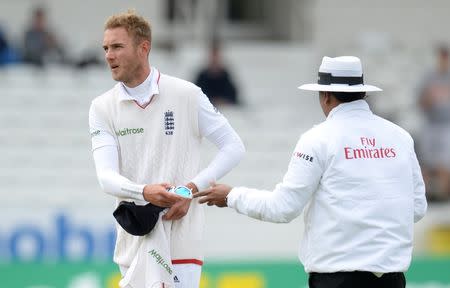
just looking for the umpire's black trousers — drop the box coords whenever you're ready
[309,271,406,288]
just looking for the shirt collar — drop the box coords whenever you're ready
[326,99,372,120]
[117,67,160,103]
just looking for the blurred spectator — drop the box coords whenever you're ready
[23,6,66,67]
[0,25,20,66]
[417,44,450,201]
[195,40,240,106]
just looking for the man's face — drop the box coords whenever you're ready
[103,27,143,86]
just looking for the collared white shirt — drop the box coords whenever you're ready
[89,67,245,196]
[119,67,159,107]
[227,100,427,273]
[90,68,229,150]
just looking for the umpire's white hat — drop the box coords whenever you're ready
[298,56,382,92]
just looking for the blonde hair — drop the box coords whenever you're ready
[104,10,151,45]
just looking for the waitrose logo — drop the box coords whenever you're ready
[149,249,173,275]
[115,128,144,137]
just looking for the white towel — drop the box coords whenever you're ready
[120,213,175,288]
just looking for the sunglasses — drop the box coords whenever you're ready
[167,186,193,199]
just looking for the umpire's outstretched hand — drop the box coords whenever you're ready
[194,183,233,208]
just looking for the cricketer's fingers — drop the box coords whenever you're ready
[160,182,173,189]
[163,198,191,220]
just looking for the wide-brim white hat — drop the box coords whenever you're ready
[298,56,382,92]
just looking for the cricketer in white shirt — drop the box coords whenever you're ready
[90,67,245,287]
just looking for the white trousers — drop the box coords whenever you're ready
[173,264,202,288]
[120,263,202,288]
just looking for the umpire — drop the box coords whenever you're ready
[195,56,427,288]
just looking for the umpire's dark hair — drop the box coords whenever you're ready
[330,91,366,103]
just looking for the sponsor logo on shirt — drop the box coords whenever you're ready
[174,276,180,283]
[344,137,397,160]
[293,152,314,162]
[148,249,173,275]
[90,130,100,138]
[164,110,175,135]
[115,128,144,137]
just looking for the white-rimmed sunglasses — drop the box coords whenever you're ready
[167,186,193,199]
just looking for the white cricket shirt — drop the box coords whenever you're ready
[90,68,245,197]
[227,100,427,273]
[89,69,245,268]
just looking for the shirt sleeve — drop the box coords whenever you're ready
[92,146,146,201]
[89,102,145,201]
[411,144,427,222]
[197,91,227,137]
[89,102,117,151]
[227,132,324,223]
[189,92,245,190]
[190,122,245,190]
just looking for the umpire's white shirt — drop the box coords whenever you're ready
[227,100,427,273]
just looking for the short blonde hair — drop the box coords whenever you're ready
[104,10,151,45]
